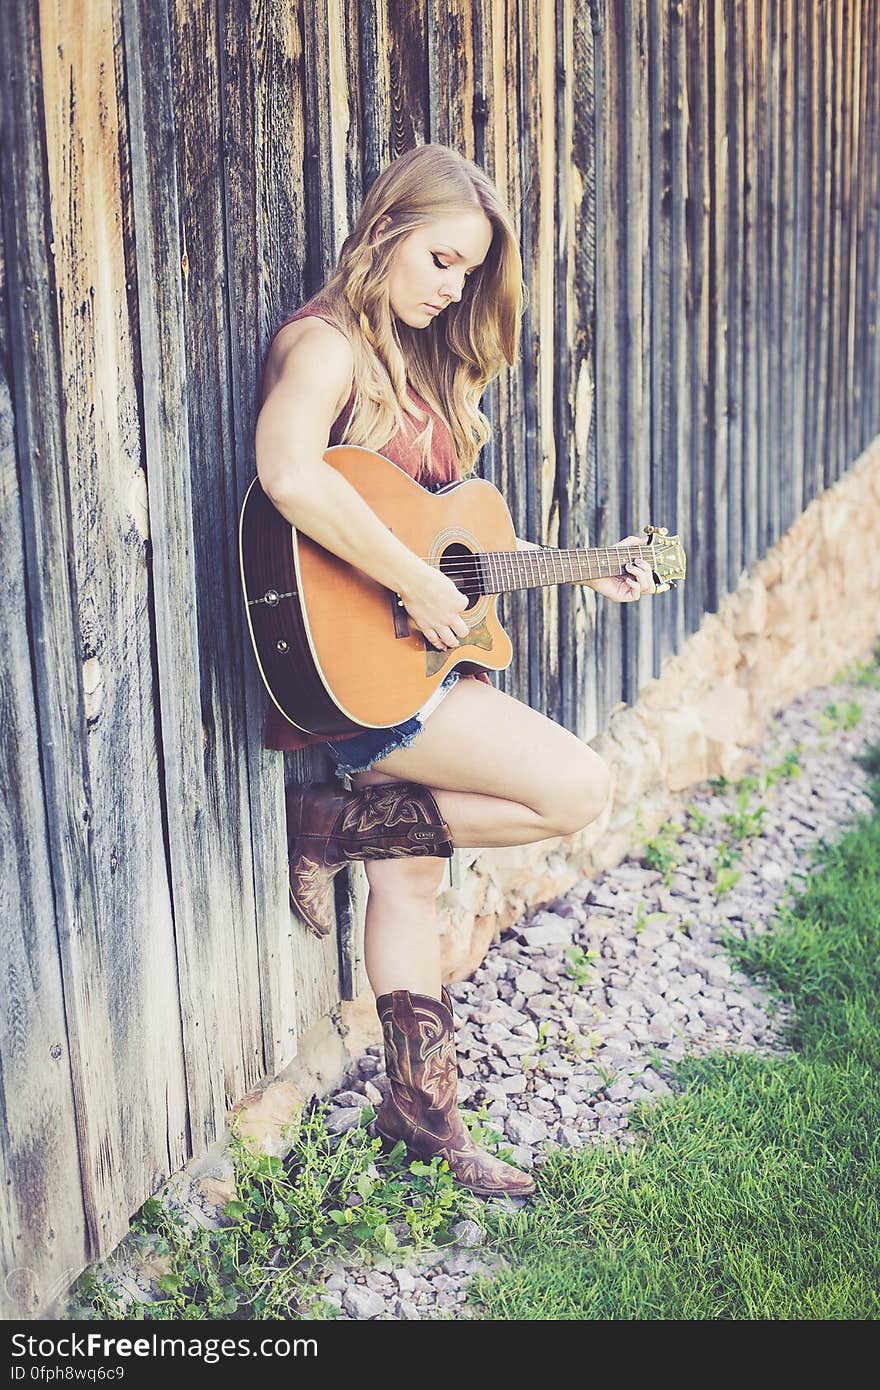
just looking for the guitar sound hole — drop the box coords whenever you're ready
[438,545,482,609]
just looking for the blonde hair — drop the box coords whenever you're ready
[290,144,527,478]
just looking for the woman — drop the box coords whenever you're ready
[255,144,656,1199]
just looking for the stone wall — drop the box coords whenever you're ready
[236,435,880,1129]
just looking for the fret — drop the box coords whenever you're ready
[478,551,489,595]
[481,541,655,595]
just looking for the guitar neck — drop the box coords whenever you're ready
[478,544,655,594]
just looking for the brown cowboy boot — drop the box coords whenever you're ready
[286,780,454,938]
[372,986,536,1199]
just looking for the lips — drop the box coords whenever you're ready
[424,303,443,313]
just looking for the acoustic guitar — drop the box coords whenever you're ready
[239,445,686,738]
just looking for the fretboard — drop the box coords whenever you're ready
[478,544,654,595]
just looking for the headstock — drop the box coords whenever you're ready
[643,525,686,590]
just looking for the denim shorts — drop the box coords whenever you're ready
[325,670,460,784]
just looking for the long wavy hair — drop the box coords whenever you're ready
[291,144,527,479]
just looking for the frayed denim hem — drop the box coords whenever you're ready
[327,669,460,785]
[329,721,423,781]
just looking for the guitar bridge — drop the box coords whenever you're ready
[391,591,411,638]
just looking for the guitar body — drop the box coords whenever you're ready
[240,446,515,736]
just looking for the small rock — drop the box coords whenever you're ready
[506,1111,549,1145]
[450,1219,484,1248]
[325,1107,366,1134]
[333,1089,372,1109]
[394,1297,421,1319]
[515,969,546,997]
[520,915,573,946]
[607,1076,633,1100]
[556,1124,584,1147]
[637,1068,673,1096]
[499,1073,528,1094]
[343,1285,386,1318]
[646,1013,676,1043]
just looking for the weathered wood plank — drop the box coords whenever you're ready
[779,0,802,533]
[0,108,88,1321]
[707,0,729,608]
[535,0,561,724]
[864,0,880,438]
[553,0,576,733]
[218,0,307,1044]
[121,0,234,1153]
[39,0,197,1216]
[684,0,711,634]
[754,0,771,553]
[593,0,625,719]
[565,0,600,740]
[618,0,653,699]
[741,0,759,574]
[725,0,745,585]
[0,0,132,1299]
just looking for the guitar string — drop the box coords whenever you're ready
[406,548,663,579]
[410,546,660,570]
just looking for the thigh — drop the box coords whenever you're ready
[351,676,606,815]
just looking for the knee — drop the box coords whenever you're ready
[547,749,612,837]
[364,855,448,898]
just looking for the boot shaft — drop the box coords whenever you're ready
[287,781,454,865]
[286,780,454,938]
[374,987,461,1143]
[372,985,538,1198]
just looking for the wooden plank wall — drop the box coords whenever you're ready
[0,0,878,1317]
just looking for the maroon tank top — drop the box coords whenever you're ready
[258,300,491,752]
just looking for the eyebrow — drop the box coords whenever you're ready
[438,244,486,269]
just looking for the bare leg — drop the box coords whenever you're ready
[360,855,446,1000]
[416,787,560,847]
[354,677,612,847]
[346,679,611,997]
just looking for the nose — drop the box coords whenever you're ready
[438,272,466,304]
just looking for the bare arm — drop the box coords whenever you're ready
[257,323,429,597]
[256,320,469,649]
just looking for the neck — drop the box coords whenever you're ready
[478,543,654,594]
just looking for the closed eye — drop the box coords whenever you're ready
[431,253,475,277]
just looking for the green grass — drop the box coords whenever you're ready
[464,746,880,1320]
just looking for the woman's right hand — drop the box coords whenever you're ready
[397,563,470,650]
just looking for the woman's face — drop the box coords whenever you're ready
[377,212,494,328]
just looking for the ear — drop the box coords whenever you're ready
[372,214,391,244]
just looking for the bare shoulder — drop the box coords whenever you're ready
[263,315,355,418]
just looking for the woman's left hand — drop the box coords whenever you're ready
[589,535,656,603]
